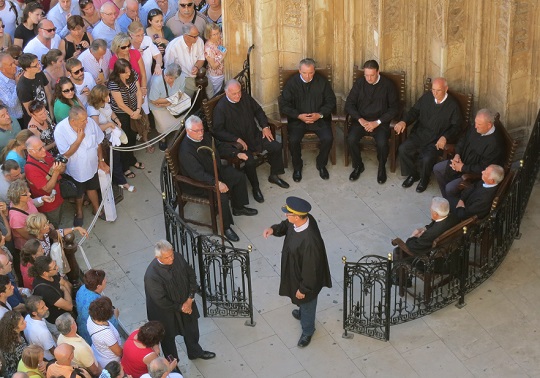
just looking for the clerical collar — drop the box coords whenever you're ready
[186,134,203,142]
[299,74,312,84]
[372,75,381,85]
[294,217,309,232]
[434,215,448,223]
[482,126,496,136]
[226,95,237,104]
[483,182,497,188]
[434,93,448,104]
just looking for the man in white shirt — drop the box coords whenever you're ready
[54,106,109,226]
[140,0,177,26]
[46,0,80,38]
[91,2,121,47]
[66,57,96,107]
[0,0,22,42]
[23,19,62,61]
[141,357,183,378]
[164,23,211,98]
[24,295,57,361]
[78,39,111,85]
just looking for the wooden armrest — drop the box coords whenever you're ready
[331,112,346,123]
[391,238,413,257]
[280,114,288,125]
[267,118,282,131]
[174,175,216,190]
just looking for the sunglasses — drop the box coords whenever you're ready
[0,25,5,29]
[62,87,75,93]
[148,9,162,17]
[120,44,130,50]
[71,67,84,75]
[179,2,193,7]
[79,0,92,5]
[40,27,57,33]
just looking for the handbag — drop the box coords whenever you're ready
[25,161,78,199]
[163,72,191,118]
[130,111,150,139]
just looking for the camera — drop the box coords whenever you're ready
[55,154,68,164]
[76,44,83,50]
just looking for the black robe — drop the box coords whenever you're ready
[271,214,332,305]
[405,213,459,256]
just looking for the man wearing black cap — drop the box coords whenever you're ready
[263,196,332,347]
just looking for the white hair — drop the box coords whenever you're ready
[185,115,203,130]
[431,196,450,217]
[154,239,173,257]
[488,164,505,184]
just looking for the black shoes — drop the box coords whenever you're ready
[188,351,216,360]
[349,164,365,181]
[232,206,258,216]
[252,188,264,203]
[318,166,329,180]
[297,334,312,347]
[268,175,290,188]
[292,309,301,320]
[158,140,167,151]
[402,175,420,188]
[416,179,429,193]
[377,165,387,184]
[224,228,239,242]
[293,169,302,182]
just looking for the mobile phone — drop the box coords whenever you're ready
[51,189,56,196]
[217,45,227,53]
[167,354,174,362]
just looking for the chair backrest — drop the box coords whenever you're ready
[424,78,473,137]
[493,112,518,172]
[352,66,406,118]
[489,168,516,212]
[278,65,333,94]
[202,92,226,131]
[432,215,478,248]
[165,128,186,177]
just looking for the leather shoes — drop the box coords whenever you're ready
[224,228,239,242]
[252,188,264,203]
[189,351,216,360]
[293,169,302,182]
[349,165,365,181]
[268,175,290,188]
[318,166,329,180]
[232,206,258,216]
[292,309,301,320]
[416,179,429,193]
[377,165,387,184]
[402,174,420,188]
[297,334,312,347]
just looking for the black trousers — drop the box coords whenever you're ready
[347,123,390,168]
[116,112,138,170]
[160,313,204,361]
[244,139,284,189]
[288,124,333,170]
[398,137,442,181]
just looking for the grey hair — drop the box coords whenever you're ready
[25,295,43,316]
[432,77,448,87]
[90,39,108,53]
[0,51,11,64]
[100,1,116,13]
[163,63,182,79]
[110,33,131,55]
[25,135,41,150]
[224,79,241,92]
[154,240,173,257]
[488,164,505,184]
[185,115,203,130]
[476,108,496,124]
[148,357,169,378]
[68,105,87,121]
[431,196,450,217]
[7,179,29,205]
[299,58,316,69]
[55,313,75,335]
[181,23,196,36]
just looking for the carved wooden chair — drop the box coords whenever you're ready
[278,65,341,168]
[343,67,406,172]
[165,129,222,233]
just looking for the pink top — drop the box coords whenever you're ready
[9,202,39,250]
[109,49,143,84]
[121,330,154,378]
[204,41,225,77]
[20,263,33,289]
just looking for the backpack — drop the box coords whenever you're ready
[8,1,19,26]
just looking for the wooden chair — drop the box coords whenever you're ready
[164,129,222,233]
[392,215,478,300]
[278,65,341,168]
[343,67,406,172]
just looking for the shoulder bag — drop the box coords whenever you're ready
[26,161,78,199]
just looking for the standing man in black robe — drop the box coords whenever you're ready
[144,239,216,364]
[263,196,332,348]
[395,77,462,193]
[279,58,337,182]
[212,79,289,204]
[345,60,399,184]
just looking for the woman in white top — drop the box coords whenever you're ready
[87,296,123,368]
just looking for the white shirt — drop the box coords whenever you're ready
[0,1,22,41]
[87,318,122,369]
[91,21,121,48]
[46,2,81,38]
[78,48,112,82]
[23,35,62,61]
[134,36,160,87]
[54,116,104,182]
[164,36,204,78]
[23,315,57,361]
[72,72,97,107]
[0,300,12,320]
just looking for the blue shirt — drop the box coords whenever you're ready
[0,72,23,119]
[5,150,26,173]
[91,21,121,48]
[7,272,24,309]
[117,13,134,33]
[46,2,81,38]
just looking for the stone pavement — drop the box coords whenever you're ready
[75,140,540,378]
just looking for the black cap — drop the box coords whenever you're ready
[281,196,312,215]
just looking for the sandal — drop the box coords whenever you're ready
[133,162,145,170]
[146,145,155,154]
[92,210,106,221]
[119,184,136,192]
[73,216,84,227]
[124,170,136,178]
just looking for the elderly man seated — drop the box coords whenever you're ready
[448,164,505,221]
[212,79,289,203]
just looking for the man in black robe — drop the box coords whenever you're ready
[278,58,337,182]
[344,59,399,184]
[144,240,216,363]
[179,115,258,242]
[433,109,504,197]
[212,79,289,204]
[263,196,332,348]
[395,77,462,193]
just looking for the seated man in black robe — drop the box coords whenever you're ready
[278,58,337,182]
[395,77,462,193]
[433,108,504,198]
[450,164,504,221]
[212,79,289,204]
[344,59,399,184]
[178,115,258,242]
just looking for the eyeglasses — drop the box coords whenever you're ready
[71,67,84,75]
[187,34,199,39]
[179,2,193,7]
[120,44,130,50]
[40,27,57,33]
[62,87,75,93]
[29,145,45,152]
[101,11,114,16]
[190,128,204,133]
[21,191,31,196]
[30,62,41,68]
[0,25,5,29]
[48,263,58,272]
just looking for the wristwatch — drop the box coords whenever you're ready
[319,113,324,119]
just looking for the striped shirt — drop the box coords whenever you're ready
[107,72,140,114]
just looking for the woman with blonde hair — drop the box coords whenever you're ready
[26,212,87,256]
[0,18,12,52]
[204,22,226,96]
[17,344,47,377]
[1,129,34,172]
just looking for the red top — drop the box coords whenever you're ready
[121,329,154,378]
[109,49,143,85]
[25,153,64,213]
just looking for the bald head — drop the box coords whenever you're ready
[101,1,116,12]
[431,77,448,103]
[13,373,30,378]
[54,343,75,365]
[25,136,41,150]
[125,0,139,20]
